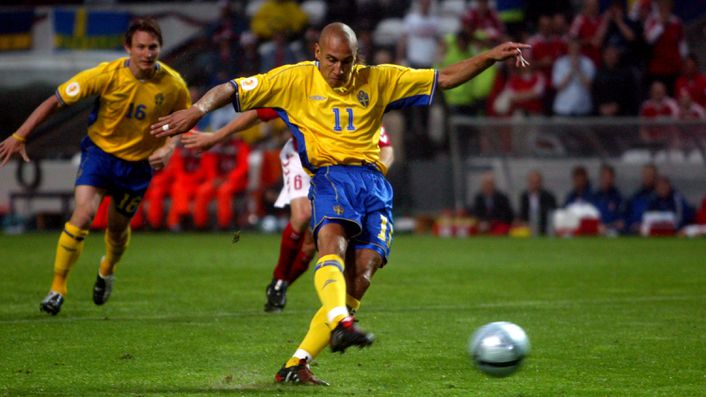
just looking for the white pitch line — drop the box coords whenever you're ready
[0,295,703,325]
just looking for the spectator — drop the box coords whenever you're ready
[397,0,440,68]
[193,138,250,230]
[438,31,477,116]
[594,0,643,69]
[397,0,439,159]
[166,144,210,231]
[471,172,514,235]
[674,54,706,108]
[643,0,687,92]
[526,1,573,29]
[496,58,546,116]
[647,176,694,229]
[142,168,174,230]
[676,89,706,120]
[527,15,567,87]
[552,39,596,116]
[593,46,639,116]
[569,0,603,67]
[462,0,506,46]
[624,163,658,233]
[564,165,595,207]
[258,30,302,73]
[594,164,624,232]
[640,80,679,117]
[518,169,557,235]
[250,0,308,41]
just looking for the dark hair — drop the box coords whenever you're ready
[125,17,163,47]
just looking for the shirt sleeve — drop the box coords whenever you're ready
[55,62,111,106]
[230,64,295,113]
[378,65,438,112]
[256,108,279,122]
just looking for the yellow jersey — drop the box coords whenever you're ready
[231,61,436,174]
[56,58,191,161]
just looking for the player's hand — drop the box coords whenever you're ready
[148,144,174,171]
[487,42,531,67]
[182,131,217,154]
[0,135,30,167]
[150,106,203,138]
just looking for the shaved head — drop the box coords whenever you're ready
[315,22,359,88]
[319,22,358,53]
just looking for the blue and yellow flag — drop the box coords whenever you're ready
[54,8,131,50]
[0,11,33,51]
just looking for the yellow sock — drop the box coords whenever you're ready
[346,295,361,314]
[286,306,329,368]
[50,222,89,296]
[99,226,131,276]
[313,254,348,328]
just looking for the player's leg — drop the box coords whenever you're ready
[41,185,104,315]
[266,141,311,311]
[344,248,384,314]
[286,228,316,285]
[266,196,311,312]
[92,195,134,305]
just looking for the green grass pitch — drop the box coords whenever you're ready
[1,233,704,396]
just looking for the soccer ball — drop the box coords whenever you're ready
[469,321,530,377]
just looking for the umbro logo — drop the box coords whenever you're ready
[309,95,326,101]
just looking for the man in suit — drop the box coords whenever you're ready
[472,172,515,235]
[518,169,557,235]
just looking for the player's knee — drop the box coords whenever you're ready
[290,208,311,230]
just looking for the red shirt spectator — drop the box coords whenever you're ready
[674,55,706,108]
[569,0,603,66]
[507,68,546,116]
[528,15,567,83]
[677,90,706,120]
[644,3,687,82]
[462,0,505,44]
[641,81,678,117]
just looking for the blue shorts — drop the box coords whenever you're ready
[76,137,152,217]
[309,164,394,262]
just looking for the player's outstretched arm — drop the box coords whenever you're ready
[437,42,531,90]
[182,109,261,153]
[0,95,61,167]
[151,82,235,138]
[148,136,180,171]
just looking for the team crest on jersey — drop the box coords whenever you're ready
[65,82,80,97]
[333,205,345,215]
[357,90,369,107]
[154,93,164,106]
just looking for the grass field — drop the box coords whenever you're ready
[1,233,704,396]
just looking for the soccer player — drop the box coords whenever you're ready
[182,109,393,312]
[152,22,528,384]
[0,18,191,315]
